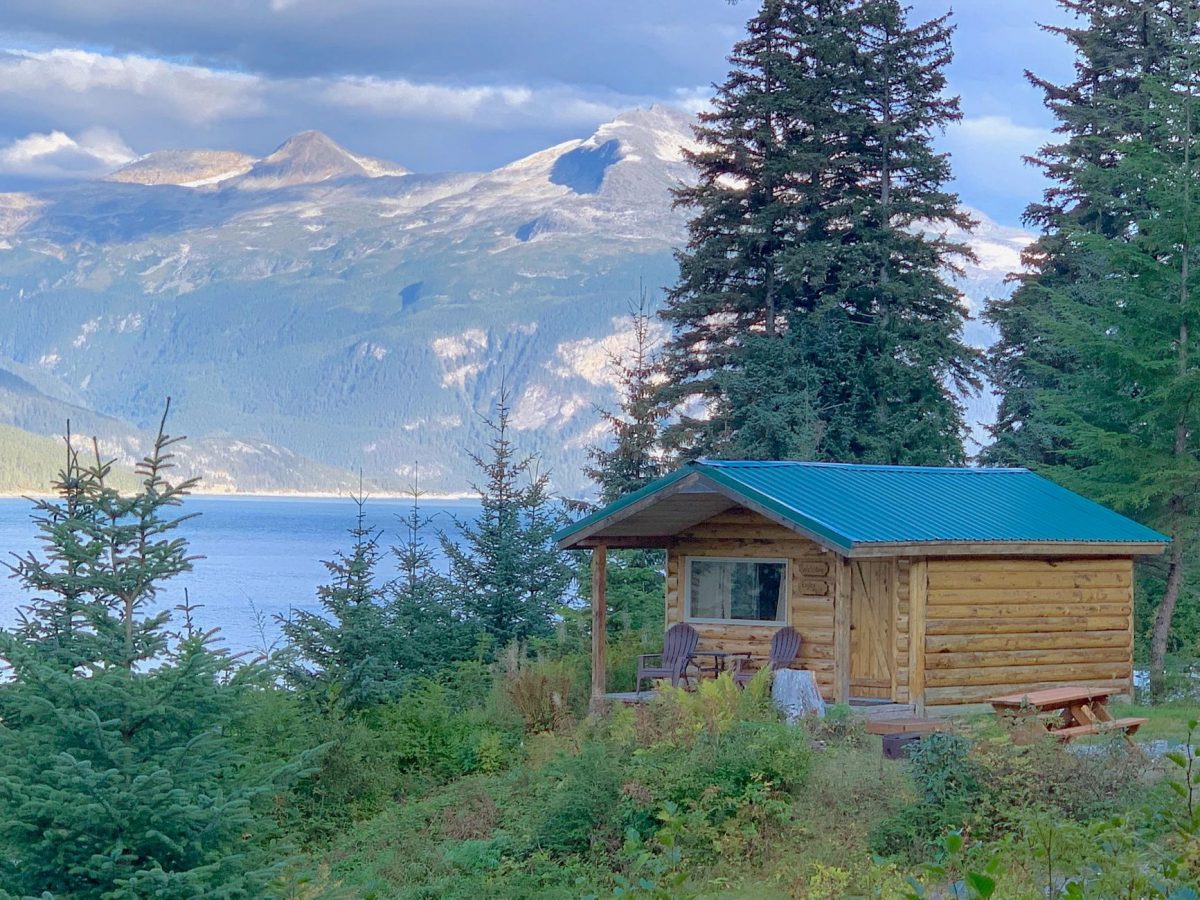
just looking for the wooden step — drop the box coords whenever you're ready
[866,717,950,736]
[1053,717,1148,740]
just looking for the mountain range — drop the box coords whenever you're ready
[0,106,1031,495]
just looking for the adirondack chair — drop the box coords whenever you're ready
[636,623,699,694]
[732,626,801,687]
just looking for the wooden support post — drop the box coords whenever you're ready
[589,544,608,715]
[1125,557,1136,701]
[909,557,928,717]
[833,555,851,704]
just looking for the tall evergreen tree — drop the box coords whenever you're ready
[581,292,669,672]
[659,0,979,463]
[442,392,573,650]
[987,2,1200,693]
[0,411,279,896]
[988,0,1185,466]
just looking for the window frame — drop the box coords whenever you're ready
[682,555,790,627]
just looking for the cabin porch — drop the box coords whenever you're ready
[580,513,921,714]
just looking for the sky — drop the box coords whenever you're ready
[0,0,1076,226]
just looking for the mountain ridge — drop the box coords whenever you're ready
[0,107,1030,494]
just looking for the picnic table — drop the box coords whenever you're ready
[988,686,1146,746]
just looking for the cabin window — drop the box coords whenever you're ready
[684,557,787,625]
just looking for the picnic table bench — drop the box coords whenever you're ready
[988,686,1146,746]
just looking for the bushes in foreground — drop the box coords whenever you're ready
[273,665,1200,898]
[871,727,1152,862]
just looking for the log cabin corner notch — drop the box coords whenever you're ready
[556,460,1170,715]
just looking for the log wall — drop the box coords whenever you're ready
[662,507,1137,709]
[918,556,1135,707]
[665,508,836,697]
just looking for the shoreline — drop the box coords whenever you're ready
[0,489,479,502]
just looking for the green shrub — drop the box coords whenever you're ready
[872,728,1153,862]
[442,833,515,874]
[531,742,624,854]
[636,671,778,746]
[906,732,982,806]
[703,720,811,795]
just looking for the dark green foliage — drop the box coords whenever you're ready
[906,732,981,807]
[442,392,573,651]
[275,668,523,844]
[391,489,478,676]
[0,410,282,897]
[871,728,1148,862]
[278,491,398,710]
[710,332,823,460]
[632,720,810,821]
[279,489,475,712]
[659,0,979,463]
[984,2,1200,687]
[532,742,624,854]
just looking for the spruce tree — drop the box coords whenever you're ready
[278,490,398,710]
[711,331,824,459]
[988,0,1185,466]
[0,411,277,896]
[582,292,669,668]
[442,392,573,650]
[987,3,1200,693]
[585,290,666,502]
[389,483,475,675]
[659,0,979,463]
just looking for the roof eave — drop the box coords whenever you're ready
[846,539,1170,558]
[554,466,701,550]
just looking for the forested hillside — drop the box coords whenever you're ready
[0,106,1027,495]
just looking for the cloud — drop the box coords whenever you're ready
[954,115,1054,152]
[0,0,749,91]
[0,127,134,178]
[940,115,1056,225]
[318,76,671,128]
[0,49,264,124]
[0,43,686,157]
[321,78,537,123]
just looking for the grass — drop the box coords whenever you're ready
[1109,700,1200,742]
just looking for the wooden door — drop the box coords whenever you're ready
[850,559,896,700]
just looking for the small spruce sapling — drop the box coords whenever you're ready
[278,485,397,711]
[0,405,280,896]
[441,390,573,652]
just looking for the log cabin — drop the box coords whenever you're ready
[555,460,1170,716]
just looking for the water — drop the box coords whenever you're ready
[0,495,480,653]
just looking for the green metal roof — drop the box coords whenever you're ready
[555,459,1170,552]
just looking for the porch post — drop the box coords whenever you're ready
[589,544,608,715]
[833,556,851,704]
[909,558,928,716]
